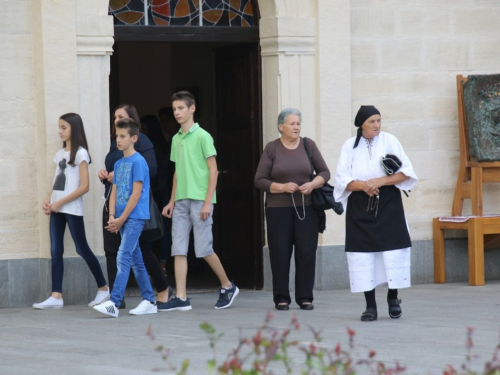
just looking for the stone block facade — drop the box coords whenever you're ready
[0,0,39,262]
[349,0,500,242]
[1,0,499,306]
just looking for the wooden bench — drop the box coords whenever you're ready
[433,217,500,286]
[433,75,500,286]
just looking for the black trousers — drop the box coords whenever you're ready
[266,205,318,305]
[102,201,168,293]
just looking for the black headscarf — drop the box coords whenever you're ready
[353,105,381,148]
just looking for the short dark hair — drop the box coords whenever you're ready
[115,118,139,137]
[171,91,196,108]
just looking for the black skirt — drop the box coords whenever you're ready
[345,185,411,253]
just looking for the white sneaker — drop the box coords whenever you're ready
[33,296,63,310]
[129,300,157,315]
[88,290,111,307]
[93,300,119,318]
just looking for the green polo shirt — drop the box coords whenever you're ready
[170,123,217,203]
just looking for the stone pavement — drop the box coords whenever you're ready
[1,281,499,375]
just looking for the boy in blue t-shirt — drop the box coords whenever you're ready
[93,118,157,318]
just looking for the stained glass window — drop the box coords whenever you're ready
[109,0,256,27]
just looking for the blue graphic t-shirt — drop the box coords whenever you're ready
[113,152,150,220]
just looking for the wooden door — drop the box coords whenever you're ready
[213,43,263,289]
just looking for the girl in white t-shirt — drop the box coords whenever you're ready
[33,113,110,309]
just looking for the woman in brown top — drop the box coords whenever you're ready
[255,108,330,311]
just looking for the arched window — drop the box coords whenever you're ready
[109,0,257,27]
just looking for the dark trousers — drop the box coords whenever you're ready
[102,201,168,293]
[266,205,319,305]
[50,212,107,293]
[157,196,172,262]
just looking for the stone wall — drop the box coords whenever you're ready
[258,0,500,291]
[2,0,500,306]
[0,0,113,307]
[0,1,39,261]
[350,0,500,242]
[259,0,500,246]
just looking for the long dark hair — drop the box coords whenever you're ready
[59,113,91,166]
[111,104,142,139]
[140,115,166,149]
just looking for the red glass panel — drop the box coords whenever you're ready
[203,9,223,22]
[110,0,130,11]
[243,0,253,15]
[153,15,169,25]
[110,0,254,26]
[115,10,144,24]
[174,0,190,17]
[152,3,170,16]
[193,0,204,10]
[229,0,241,11]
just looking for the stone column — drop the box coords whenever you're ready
[258,1,317,144]
[11,0,81,306]
[258,0,317,292]
[32,0,80,261]
[75,2,114,257]
[315,0,352,246]
[258,0,352,245]
[258,0,353,291]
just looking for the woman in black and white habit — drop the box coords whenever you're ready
[334,105,418,322]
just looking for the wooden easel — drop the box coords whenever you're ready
[433,74,500,286]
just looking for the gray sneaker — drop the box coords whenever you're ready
[157,297,192,311]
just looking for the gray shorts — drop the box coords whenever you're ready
[171,199,214,258]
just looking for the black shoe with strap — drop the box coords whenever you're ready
[388,298,402,319]
[275,303,289,311]
[299,302,314,311]
[360,307,378,321]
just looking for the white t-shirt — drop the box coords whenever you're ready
[50,147,90,216]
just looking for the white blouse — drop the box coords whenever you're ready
[334,131,418,205]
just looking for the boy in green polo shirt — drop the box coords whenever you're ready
[161,91,239,311]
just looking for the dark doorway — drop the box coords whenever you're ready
[214,44,262,288]
[109,38,263,289]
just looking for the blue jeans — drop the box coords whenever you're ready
[110,218,155,305]
[50,213,107,293]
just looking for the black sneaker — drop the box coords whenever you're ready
[214,282,239,309]
[157,297,192,312]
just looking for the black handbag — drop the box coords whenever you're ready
[381,153,409,197]
[381,153,402,175]
[303,138,344,233]
[141,189,165,242]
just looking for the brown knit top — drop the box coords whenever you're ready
[254,137,330,207]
